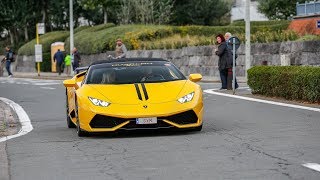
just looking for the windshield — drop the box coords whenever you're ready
[85,62,186,84]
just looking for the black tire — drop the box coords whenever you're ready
[66,89,75,128]
[194,125,202,131]
[75,99,88,137]
[76,119,87,137]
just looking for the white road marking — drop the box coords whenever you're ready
[34,82,60,86]
[0,78,60,86]
[0,97,33,143]
[302,163,320,173]
[204,89,320,112]
[40,87,56,90]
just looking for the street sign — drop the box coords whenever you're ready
[317,20,320,29]
[227,36,241,50]
[35,44,43,62]
[37,23,45,34]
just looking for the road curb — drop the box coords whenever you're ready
[13,75,69,80]
[0,98,33,143]
[0,142,9,180]
[0,101,14,180]
[0,101,20,138]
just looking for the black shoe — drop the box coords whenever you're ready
[219,87,227,90]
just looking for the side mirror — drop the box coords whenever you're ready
[63,79,76,87]
[189,74,202,82]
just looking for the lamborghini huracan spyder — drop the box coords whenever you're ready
[63,58,203,136]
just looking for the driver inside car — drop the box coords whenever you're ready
[101,70,116,84]
[140,67,154,82]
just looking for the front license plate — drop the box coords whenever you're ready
[136,117,157,124]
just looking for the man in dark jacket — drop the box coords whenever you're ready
[72,47,81,71]
[53,49,64,75]
[3,46,14,77]
[225,32,239,89]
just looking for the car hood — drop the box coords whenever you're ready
[87,80,188,105]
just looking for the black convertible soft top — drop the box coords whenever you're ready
[90,58,169,66]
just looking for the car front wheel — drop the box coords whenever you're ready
[66,89,75,128]
[75,99,88,137]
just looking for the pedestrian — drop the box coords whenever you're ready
[224,32,239,89]
[3,46,14,77]
[53,49,64,75]
[72,47,81,71]
[114,39,127,59]
[215,34,232,90]
[64,54,71,75]
[225,32,232,43]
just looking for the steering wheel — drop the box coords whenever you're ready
[141,74,165,82]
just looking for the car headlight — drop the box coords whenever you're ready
[177,92,194,103]
[88,97,110,107]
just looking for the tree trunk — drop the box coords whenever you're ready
[14,28,19,45]
[24,25,29,42]
[9,30,14,45]
[103,8,108,24]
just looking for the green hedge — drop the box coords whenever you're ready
[248,66,320,103]
[34,53,51,72]
[18,31,69,55]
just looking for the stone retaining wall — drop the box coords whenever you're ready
[14,41,320,77]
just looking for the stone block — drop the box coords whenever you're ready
[280,54,291,66]
[289,52,303,65]
[301,52,320,65]
[280,42,293,53]
[252,42,280,54]
[301,41,320,52]
[188,56,201,66]
[202,46,215,56]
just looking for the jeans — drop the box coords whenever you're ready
[57,62,64,75]
[219,69,227,89]
[5,60,12,76]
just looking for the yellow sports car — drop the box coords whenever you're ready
[63,58,203,136]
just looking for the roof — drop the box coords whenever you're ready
[90,58,169,66]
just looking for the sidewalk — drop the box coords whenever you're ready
[2,71,247,83]
[3,72,72,80]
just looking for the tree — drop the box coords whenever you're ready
[78,0,119,24]
[117,0,175,25]
[257,0,305,20]
[171,0,230,25]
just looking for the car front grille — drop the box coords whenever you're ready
[89,115,130,128]
[89,110,198,129]
[162,110,198,125]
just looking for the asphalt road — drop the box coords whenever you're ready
[0,78,319,180]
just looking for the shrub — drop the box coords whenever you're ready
[248,66,320,103]
[18,31,69,55]
[16,21,302,55]
[34,52,52,72]
[230,20,290,27]
[296,34,320,41]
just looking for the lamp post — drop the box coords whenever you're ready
[69,0,74,75]
[245,0,251,79]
